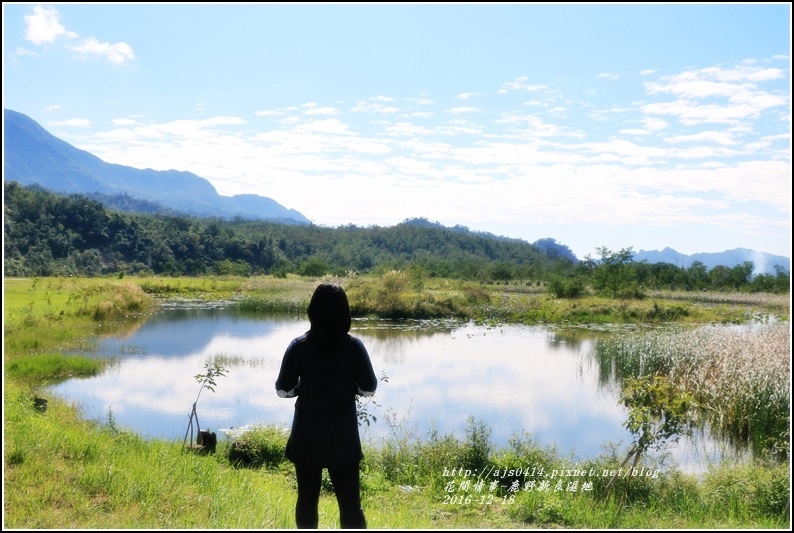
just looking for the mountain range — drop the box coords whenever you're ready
[632,247,789,277]
[3,108,309,224]
[3,108,789,275]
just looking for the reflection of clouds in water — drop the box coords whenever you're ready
[83,356,206,416]
[50,317,633,456]
[365,324,632,455]
[360,335,410,365]
[355,320,460,364]
[48,311,719,469]
[91,309,306,358]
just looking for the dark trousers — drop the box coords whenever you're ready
[294,463,367,529]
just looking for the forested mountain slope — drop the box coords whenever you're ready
[3,181,559,279]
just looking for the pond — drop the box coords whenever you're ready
[49,306,731,473]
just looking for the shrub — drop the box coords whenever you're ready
[228,425,289,469]
[548,276,585,298]
[462,417,492,473]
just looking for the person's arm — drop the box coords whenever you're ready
[354,338,378,397]
[275,341,301,398]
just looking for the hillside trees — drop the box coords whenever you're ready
[2,182,790,294]
[4,182,552,280]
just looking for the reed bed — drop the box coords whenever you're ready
[647,290,790,312]
[592,322,791,458]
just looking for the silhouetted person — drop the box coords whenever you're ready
[276,283,377,529]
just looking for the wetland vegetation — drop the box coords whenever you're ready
[3,274,790,529]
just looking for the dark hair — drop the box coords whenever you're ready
[307,283,352,335]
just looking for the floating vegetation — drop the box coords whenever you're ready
[205,352,279,370]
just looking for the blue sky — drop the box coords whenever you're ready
[3,3,791,260]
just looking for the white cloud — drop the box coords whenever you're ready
[646,79,740,100]
[194,116,248,128]
[584,109,604,122]
[643,100,771,125]
[597,73,620,81]
[24,5,75,44]
[352,100,400,114]
[743,132,791,151]
[293,118,352,135]
[575,139,669,165]
[667,145,741,160]
[548,106,568,118]
[457,92,476,100]
[664,131,740,146]
[304,106,340,116]
[22,5,134,65]
[642,117,670,131]
[446,107,479,114]
[67,37,135,65]
[494,113,584,140]
[701,65,784,83]
[434,125,481,136]
[281,115,301,126]
[498,76,548,93]
[111,118,139,126]
[14,47,38,57]
[49,118,92,127]
[383,122,434,137]
[642,64,788,126]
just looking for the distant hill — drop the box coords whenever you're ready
[633,247,789,276]
[3,108,310,225]
[400,218,578,262]
[530,238,578,263]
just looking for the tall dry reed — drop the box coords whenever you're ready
[592,322,790,458]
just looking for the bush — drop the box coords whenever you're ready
[462,417,492,473]
[228,425,289,469]
[71,282,153,320]
[548,276,585,298]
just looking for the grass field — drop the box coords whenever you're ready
[3,275,790,529]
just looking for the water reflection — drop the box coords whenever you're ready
[50,308,721,471]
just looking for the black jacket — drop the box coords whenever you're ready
[275,332,377,467]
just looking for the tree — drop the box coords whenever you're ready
[709,265,733,291]
[729,261,754,290]
[299,256,330,277]
[686,261,709,291]
[591,247,641,298]
[606,375,695,511]
[183,361,227,453]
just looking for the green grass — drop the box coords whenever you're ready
[3,275,791,529]
[5,352,104,383]
[4,387,789,529]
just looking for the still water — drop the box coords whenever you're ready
[50,307,724,471]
